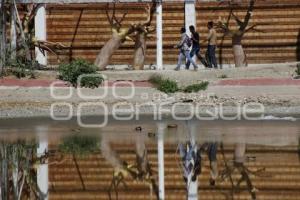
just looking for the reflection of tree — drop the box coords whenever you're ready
[220,143,271,200]
[0,140,47,200]
[101,134,158,200]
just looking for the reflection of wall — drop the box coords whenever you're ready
[49,143,300,200]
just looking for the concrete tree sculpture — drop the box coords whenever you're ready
[132,2,156,70]
[94,3,135,70]
[94,1,156,70]
[217,0,262,67]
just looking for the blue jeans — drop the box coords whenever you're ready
[176,50,198,70]
[207,45,218,68]
[186,47,208,69]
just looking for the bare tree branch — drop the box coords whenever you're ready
[240,0,255,31]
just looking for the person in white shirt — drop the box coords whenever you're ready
[174,27,199,71]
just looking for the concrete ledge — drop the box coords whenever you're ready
[37,63,298,85]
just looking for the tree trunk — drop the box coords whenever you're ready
[136,133,148,173]
[10,3,17,60]
[100,138,124,169]
[12,146,19,200]
[133,33,146,70]
[94,34,123,70]
[0,0,7,76]
[0,144,8,200]
[232,36,247,67]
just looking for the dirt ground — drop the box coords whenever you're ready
[0,63,300,119]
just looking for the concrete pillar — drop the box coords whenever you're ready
[35,5,47,66]
[156,2,163,70]
[157,122,166,200]
[185,0,196,37]
[36,126,49,200]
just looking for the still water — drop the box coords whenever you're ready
[0,117,299,200]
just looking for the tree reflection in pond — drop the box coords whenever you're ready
[0,140,46,200]
[101,131,158,200]
[220,143,272,200]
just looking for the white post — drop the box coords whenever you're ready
[185,0,196,37]
[156,2,163,70]
[36,126,49,200]
[35,5,47,66]
[157,122,166,200]
[187,120,198,200]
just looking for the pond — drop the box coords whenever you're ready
[0,117,299,200]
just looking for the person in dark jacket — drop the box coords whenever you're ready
[186,25,208,69]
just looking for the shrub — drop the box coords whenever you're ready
[218,74,228,79]
[149,75,179,93]
[183,81,209,93]
[58,59,103,88]
[58,135,100,156]
[7,58,38,79]
[149,75,209,93]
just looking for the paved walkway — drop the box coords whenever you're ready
[0,78,152,87]
[217,78,300,86]
[0,77,299,87]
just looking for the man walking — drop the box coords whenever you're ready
[174,27,198,71]
[206,21,218,69]
[186,25,208,69]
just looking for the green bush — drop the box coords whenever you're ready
[7,58,38,79]
[58,59,103,88]
[58,135,100,156]
[183,82,209,93]
[218,74,228,79]
[149,75,179,93]
[149,75,209,93]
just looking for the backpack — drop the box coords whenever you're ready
[185,35,192,48]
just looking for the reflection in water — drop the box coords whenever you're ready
[219,143,271,200]
[0,119,299,200]
[178,121,219,200]
[0,140,47,199]
[101,130,158,200]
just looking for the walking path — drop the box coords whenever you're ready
[1,77,299,87]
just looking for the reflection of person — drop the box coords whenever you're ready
[206,21,218,69]
[179,142,218,186]
[174,27,199,71]
[203,142,219,186]
[179,142,200,183]
[186,25,208,69]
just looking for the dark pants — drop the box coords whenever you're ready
[207,143,218,162]
[186,47,208,69]
[206,45,218,69]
